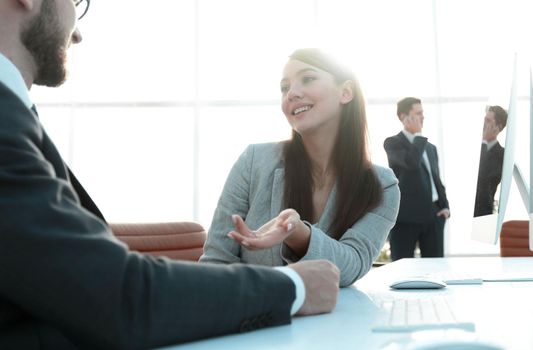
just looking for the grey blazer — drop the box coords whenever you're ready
[200,142,400,287]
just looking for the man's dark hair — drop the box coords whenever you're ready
[396,97,421,120]
[489,105,508,130]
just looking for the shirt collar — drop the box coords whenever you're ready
[483,139,499,151]
[401,129,423,144]
[0,53,33,109]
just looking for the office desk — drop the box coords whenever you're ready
[165,257,533,350]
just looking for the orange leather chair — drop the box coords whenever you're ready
[110,222,207,261]
[499,220,533,257]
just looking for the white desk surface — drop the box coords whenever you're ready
[164,257,533,350]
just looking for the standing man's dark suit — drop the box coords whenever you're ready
[474,141,504,217]
[0,81,296,349]
[384,97,450,261]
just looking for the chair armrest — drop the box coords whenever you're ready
[110,222,207,261]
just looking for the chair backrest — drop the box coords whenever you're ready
[110,222,207,261]
[500,220,533,257]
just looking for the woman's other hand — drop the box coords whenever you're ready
[228,209,310,251]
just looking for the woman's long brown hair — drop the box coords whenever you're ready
[283,49,382,240]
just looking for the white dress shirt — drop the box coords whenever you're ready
[0,53,32,108]
[483,139,499,151]
[275,267,305,314]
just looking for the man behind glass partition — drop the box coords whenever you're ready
[0,0,340,348]
[474,105,508,217]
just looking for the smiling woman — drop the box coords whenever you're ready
[200,48,400,287]
[280,60,349,138]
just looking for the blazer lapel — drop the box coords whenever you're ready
[67,168,106,223]
[40,122,106,223]
[271,168,285,219]
[397,131,411,147]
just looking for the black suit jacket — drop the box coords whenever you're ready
[474,142,504,217]
[384,132,449,224]
[0,82,295,349]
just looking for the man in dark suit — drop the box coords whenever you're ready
[474,106,508,217]
[0,1,340,349]
[384,97,450,261]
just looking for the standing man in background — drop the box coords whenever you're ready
[384,97,450,261]
[0,0,339,348]
[474,105,508,217]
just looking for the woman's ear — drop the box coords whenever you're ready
[339,80,354,105]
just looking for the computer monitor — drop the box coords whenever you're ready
[471,56,531,246]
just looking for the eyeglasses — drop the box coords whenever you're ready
[73,0,90,20]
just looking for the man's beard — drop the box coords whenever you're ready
[21,0,69,87]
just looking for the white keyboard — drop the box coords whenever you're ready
[372,296,476,333]
[426,271,483,285]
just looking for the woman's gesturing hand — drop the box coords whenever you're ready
[228,209,306,250]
